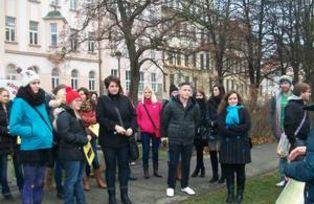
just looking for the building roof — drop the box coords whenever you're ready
[43,10,67,22]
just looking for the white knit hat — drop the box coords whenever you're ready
[16,68,40,87]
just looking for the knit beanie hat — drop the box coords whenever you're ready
[279,75,292,85]
[169,84,178,95]
[16,68,40,87]
[65,86,81,105]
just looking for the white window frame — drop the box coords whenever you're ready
[70,0,77,10]
[88,71,96,91]
[70,29,79,51]
[88,32,96,53]
[139,71,144,93]
[50,23,57,47]
[52,68,60,89]
[71,69,79,89]
[29,21,39,45]
[6,64,18,80]
[151,73,157,92]
[5,16,16,42]
[111,69,118,77]
[125,70,131,91]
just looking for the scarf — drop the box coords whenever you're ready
[225,105,243,128]
[16,86,46,106]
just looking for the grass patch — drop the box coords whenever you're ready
[182,171,281,204]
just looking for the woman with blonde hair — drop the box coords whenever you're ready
[136,86,163,179]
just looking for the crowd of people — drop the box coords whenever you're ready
[1,67,313,204]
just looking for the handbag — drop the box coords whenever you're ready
[196,125,211,141]
[107,96,139,161]
[142,104,161,138]
[277,112,307,158]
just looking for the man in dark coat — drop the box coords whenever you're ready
[162,82,201,197]
[284,105,314,204]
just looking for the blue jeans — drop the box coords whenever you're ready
[141,133,160,168]
[279,157,288,181]
[54,161,64,194]
[167,144,193,189]
[0,154,10,196]
[86,138,100,176]
[102,145,130,192]
[23,164,46,204]
[63,161,86,204]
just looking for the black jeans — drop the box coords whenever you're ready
[194,140,206,171]
[222,163,246,192]
[209,151,219,176]
[141,133,160,169]
[102,145,130,192]
[167,144,193,189]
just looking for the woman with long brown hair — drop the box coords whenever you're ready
[217,91,251,203]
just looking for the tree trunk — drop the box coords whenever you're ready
[248,84,259,111]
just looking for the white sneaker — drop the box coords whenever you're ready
[181,187,196,195]
[166,188,174,197]
[276,180,285,187]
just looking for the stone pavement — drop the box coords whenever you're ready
[1,143,278,204]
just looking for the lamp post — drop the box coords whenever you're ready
[115,51,122,79]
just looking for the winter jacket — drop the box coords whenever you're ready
[96,94,137,148]
[284,128,314,203]
[136,99,162,137]
[284,96,311,150]
[162,96,201,146]
[0,102,15,154]
[217,107,251,164]
[56,106,89,161]
[207,97,222,135]
[9,97,53,151]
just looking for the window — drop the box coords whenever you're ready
[51,0,59,6]
[88,71,96,91]
[50,23,57,47]
[70,29,78,51]
[200,54,204,69]
[139,72,144,92]
[184,54,189,66]
[111,69,118,77]
[168,52,174,64]
[28,66,39,73]
[170,74,175,85]
[71,69,79,89]
[5,16,15,42]
[88,32,96,53]
[177,53,181,65]
[6,64,18,80]
[29,21,39,45]
[70,0,77,10]
[52,68,60,89]
[125,70,131,91]
[151,73,157,92]
[206,53,210,70]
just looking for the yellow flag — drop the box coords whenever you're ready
[89,124,100,137]
[83,142,95,166]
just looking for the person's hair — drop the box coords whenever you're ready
[0,88,8,95]
[90,91,98,98]
[179,82,192,89]
[293,83,311,97]
[142,86,158,104]
[52,84,66,95]
[104,75,123,94]
[218,90,244,114]
[211,84,225,98]
[194,90,206,101]
[77,87,90,100]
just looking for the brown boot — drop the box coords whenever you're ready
[176,162,182,181]
[83,176,91,191]
[44,168,53,191]
[94,168,107,189]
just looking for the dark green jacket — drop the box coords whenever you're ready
[162,96,201,145]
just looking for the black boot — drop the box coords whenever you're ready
[144,167,150,179]
[121,189,132,204]
[108,190,117,204]
[236,175,245,203]
[200,167,205,177]
[209,173,219,183]
[191,167,200,177]
[218,175,226,184]
[226,176,235,203]
[236,189,244,204]
[153,163,162,178]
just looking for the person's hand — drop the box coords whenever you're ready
[115,125,126,135]
[288,146,307,161]
[87,135,92,142]
[125,128,133,137]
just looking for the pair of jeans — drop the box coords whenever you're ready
[279,157,288,181]
[167,144,193,189]
[54,161,64,194]
[22,164,46,204]
[141,133,160,168]
[13,149,24,191]
[102,145,130,192]
[63,160,87,204]
[0,153,11,196]
[86,138,100,176]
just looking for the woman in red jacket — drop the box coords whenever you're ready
[78,87,107,190]
[136,86,162,179]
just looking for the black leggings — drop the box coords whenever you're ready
[222,163,246,191]
[209,151,218,176]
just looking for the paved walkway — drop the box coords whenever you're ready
[1,143,278,204]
